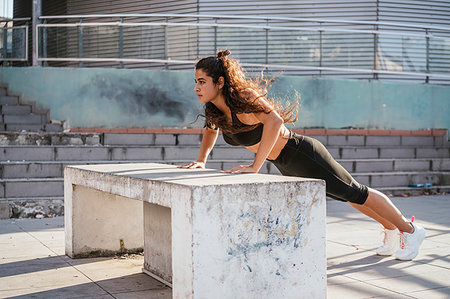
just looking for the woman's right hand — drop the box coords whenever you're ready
[177,161,206,169]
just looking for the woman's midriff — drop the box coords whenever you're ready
[244,125,290,160]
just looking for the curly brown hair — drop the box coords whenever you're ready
[195,49,298,133]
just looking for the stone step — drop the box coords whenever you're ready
[377,185,450,197]
[0,131,447,147]
[0,178,64,198]
[0,145,449,162]
[5,124,45,132]
[0,132,101,145]
[1,172,449,199]
[103,133,449,147]
[1,104,32,115]
[0,96,19,105]
[3,113,48,125]
[1,158,449,179]
[0,87,6,96]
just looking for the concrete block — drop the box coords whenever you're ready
[0,87,6,96]
[155,134,176,145]
[407,173,442,186]
[177,134,202,145]
[111,147,163,160]
[341,148,379,159]
[5,180,64,197]
[0,182,4,197]
[5,124,45,131]
[0,147,55,161]
[347,135,365,146]
[104,133,154,145]
[355,160,394,172]
[327,136,347,146]
[416,148,450,159]
[66,137,84,145]
[394,160,430,172]
[366,136,401,146]
[65,163,326,297]
[2,163,63,179]
[433,135,448,147]
[401,136,434,146]
[85,136,101,145]
[66,185,144,257]
[0,201,10,219]
[380,148,415,159]
[431,159,450,171]
[369,174,409,188]
[163,146,203,160]
[211,147,255,160]
[44,123,63,132]
[1,105,31,115]
[55,147,110,161]
[4,114,44,125]
[0,96,19,105]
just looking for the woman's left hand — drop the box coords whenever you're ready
[221,164,259,174]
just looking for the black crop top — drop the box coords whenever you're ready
[221,111,264,146]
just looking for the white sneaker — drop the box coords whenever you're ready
[376,228,399,256]
[395,222,426,261]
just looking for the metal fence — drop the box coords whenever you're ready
[3,14,450,83]
[0,18,29,61]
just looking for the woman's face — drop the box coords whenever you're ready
[194,69,223,104]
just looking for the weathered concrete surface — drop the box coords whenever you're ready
[64,163,326,298]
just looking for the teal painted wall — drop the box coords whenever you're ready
[1,67,449,130]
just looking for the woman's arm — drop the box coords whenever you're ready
[222,91,284,174]
[221,109,283,173]
[178,127,219,169]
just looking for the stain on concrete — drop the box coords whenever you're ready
[83,74,190,121]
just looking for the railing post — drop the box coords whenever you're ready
[43,19,48,66]
[164,17,168,70]
[119,17,124,68]
[2,24,7,60]
[319,22,323,77]
[265,19,269,65]
[214,18,218,54]
[78,18,83,67]
[32,0,42,66]
[425,28,430,83]
[373,24,378,80]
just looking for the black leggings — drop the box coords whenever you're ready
[269,132,369,205]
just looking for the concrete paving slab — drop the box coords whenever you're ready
[0,194,448,298]
[113,288,172,299]
[405,287,450,299]
[327,280,413,299]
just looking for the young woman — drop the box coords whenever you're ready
[179,49,426,261]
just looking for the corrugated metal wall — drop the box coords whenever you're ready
[377,0,450,84]
[198,0,379,78]
[64,0,197,69]
[12,0,450,83]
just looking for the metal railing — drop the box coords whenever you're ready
[5,14,450,82]
[0,18,29,61]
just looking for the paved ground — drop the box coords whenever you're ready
[0,195,449,298]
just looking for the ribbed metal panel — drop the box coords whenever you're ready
[12,0,32,66]
[63,0,197,69]
[198,0,378,78]
[377,0,450,84]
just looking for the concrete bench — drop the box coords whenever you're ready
[64,162,326,298]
